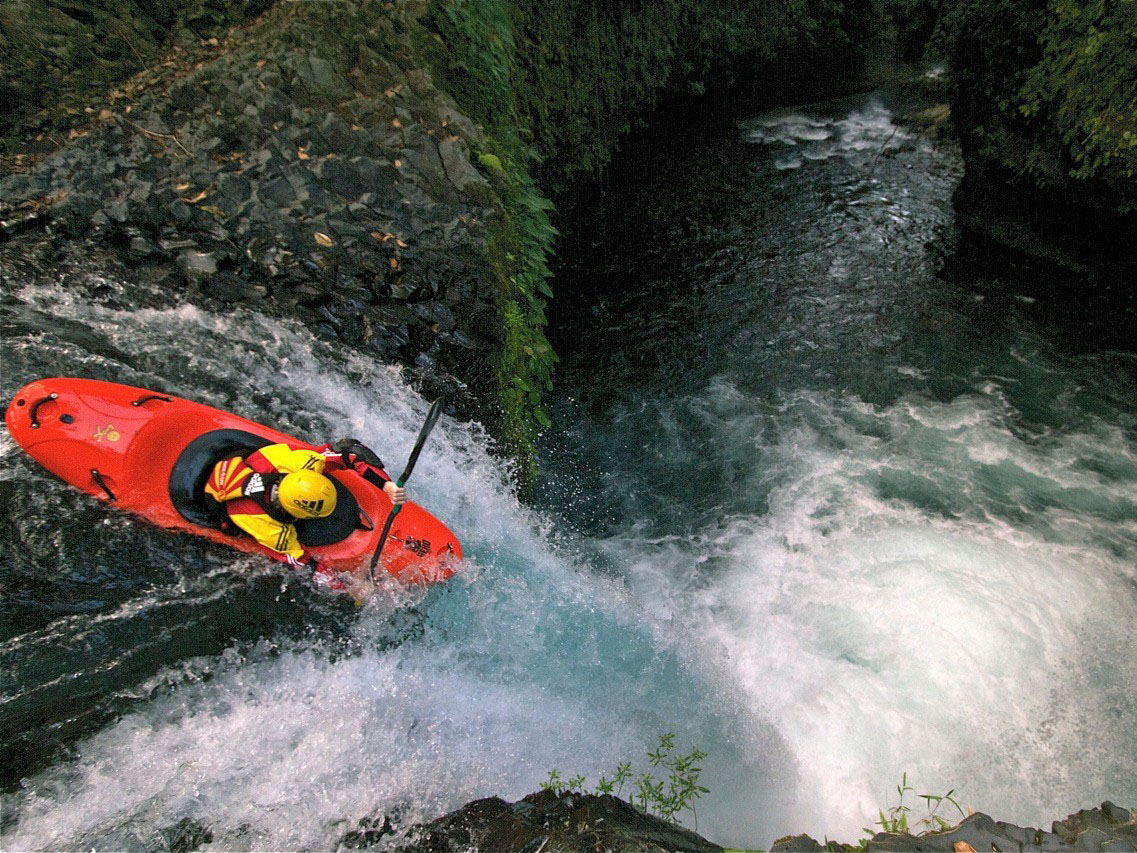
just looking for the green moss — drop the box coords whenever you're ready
[422,0,557,488]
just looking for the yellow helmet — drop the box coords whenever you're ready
[277,470,337,519]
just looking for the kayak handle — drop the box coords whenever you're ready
[29,393,58,429]
[90,469,117,501]
[358,507,375,532]
[132,394,172,407]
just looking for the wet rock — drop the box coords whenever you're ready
[178,249,218,276]
[294,54,353,103]
[771,834,826,851]
[51,192,99,236]
[258,175,296,207]
[392,790,722,853]
[202,271,258,302]
[158,817,213,853]
[341,814,398,849]
[2,0,502,438]
[1104,803,1132,825]
[437,135,487,193]
[105,200,130,223]
[219,174,251,203]
[321,159,365,200]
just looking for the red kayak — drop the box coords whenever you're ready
[4,378,460,583]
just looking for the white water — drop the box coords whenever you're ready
[600,384,1137,840]
[2,280,793,849]
[740,97,914,171]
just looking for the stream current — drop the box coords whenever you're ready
[2,89,1135,849]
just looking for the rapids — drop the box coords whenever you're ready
[2,88,1135,849]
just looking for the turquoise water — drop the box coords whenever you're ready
[1,89,1135,849]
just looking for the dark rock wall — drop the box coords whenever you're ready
[0,0,272,147]
[2,1,501,422]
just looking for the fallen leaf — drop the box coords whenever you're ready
[184,190,208,203]
[952,844,976,853]
[315,232,334,247]
[393,159,401,168]
[297,147,309,160]
[175,182,190,191]
[200,205,226,218]
[391,119,402,128]
[395,238,407,248]
[98,109,113,121]
[256,59,266,68]
[389,258,399,269]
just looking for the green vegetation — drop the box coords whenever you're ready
[939,0,1137,187]
[542,733,710,827]
[421,0,557,484]
[1019,0,1137,180]
[856,773,965,848]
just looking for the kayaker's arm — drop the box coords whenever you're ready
[322,440,407,506]
[225,504,348,591]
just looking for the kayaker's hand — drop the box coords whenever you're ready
[383,480,407,506]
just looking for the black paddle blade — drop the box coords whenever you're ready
[399,396,445,485]
[370,396,447,581]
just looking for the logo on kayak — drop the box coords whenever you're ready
[93,424,120,442]
[404,536,431,557]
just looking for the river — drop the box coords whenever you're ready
[2,88,1135,849]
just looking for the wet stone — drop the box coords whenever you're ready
[178,249,218,276]
[202,271,257,302]
[321,159,365,200]
[219,174,251,202]
[159,817,213,853]
[1076,828,1110,850]
[1103,802,1132,824]
[771,835,825,852]
[258,176,296,207]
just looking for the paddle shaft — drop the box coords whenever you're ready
[369,397,445,580]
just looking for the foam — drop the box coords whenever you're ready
[742,98,913,170]
[606,387,1137,841]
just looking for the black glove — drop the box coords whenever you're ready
[331,437,383,469]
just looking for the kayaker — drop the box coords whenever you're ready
[203,439,406,588]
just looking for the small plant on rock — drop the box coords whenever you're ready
[858,773,965,848]
[541,734,709,828]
